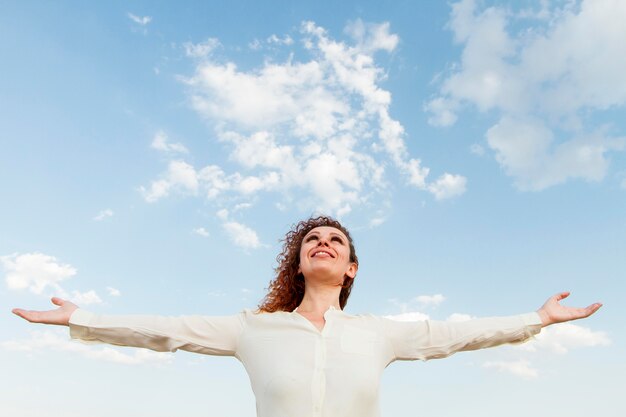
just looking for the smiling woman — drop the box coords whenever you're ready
[11,215,602,417]
[258,216,359,314]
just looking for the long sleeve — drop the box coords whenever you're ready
[69,308,246,356]
[382,312,542,362]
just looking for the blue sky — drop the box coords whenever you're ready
[1,0,624,416]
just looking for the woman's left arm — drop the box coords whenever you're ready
[536,291,602,327]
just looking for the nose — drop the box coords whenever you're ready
[317,237,330,247]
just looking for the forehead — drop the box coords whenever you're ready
[305,226,348,239]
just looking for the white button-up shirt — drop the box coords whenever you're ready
[69,307,542,417]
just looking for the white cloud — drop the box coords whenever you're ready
[223,221,262,249]
[127,13,151,26]
[148,20,465,218]
[193,227,210,237]
[414,294,446,308]
[140,160,199,202]
[151,131,189,154]
[369,216,386,227]
[446,313,473,322]
[2,252,76,294]
[519,322,611,354]
[267,34,293,46]
[106,286,121,297]
[427,173,467,200]
[483,359,538,379]
[344,19,399,53]
[2,252,102,304]
[183,38,220,58]
[93,209,114,221]
[384,311,430,322]
[1,330,172,365]
[427,0,626,190]
[470,143,485,156]
[216,209,229,220]
[64,289,102,305]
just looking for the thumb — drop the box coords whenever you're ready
[51,297,65,307]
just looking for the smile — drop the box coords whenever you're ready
[312,250,334,258]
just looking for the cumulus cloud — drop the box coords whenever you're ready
[140,160,199,202]
[427,0,626,190]
[144,20,465,220]
[151,131,189,154]
[2,252,103,304]
[483,359,538,379]
[1,330,172,365]
[93,209,114,221]
[519,322,610,354]
[2,252,76,294]
[222,221,262,249]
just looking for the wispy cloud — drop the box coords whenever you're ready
[427,0,626,190]
[127,13,151,26]
[193,227,210,237]
[483,359,538,379]
[151,131,188,154]
[1,330,172,365]
[183,38,220,58]
[415,294,446,308]
[93,209,114,221]
[106,286,121,297]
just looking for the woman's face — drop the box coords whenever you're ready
[298,226,357,283]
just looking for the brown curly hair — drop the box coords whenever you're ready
[257,215,358,313]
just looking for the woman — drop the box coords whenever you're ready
[12,215,602,417]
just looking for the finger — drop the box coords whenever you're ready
[12,309,37,322]
[584,303,602,317]
[51,297,64,307]
[555,291,571,301]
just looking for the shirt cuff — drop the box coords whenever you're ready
[521,311,543,335]
[68,309,95,340]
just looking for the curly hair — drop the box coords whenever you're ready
[257,215,358,313]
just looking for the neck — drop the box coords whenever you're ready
[297,281,342,314]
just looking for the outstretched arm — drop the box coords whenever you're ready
[536,291,602,327]
[383,291,602,362]
[12,297,77,326]
[12,297,246,356]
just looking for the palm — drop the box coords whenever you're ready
[537,292,602,327]
[12,297,78,326]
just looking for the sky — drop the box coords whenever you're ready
[1,0,624,416]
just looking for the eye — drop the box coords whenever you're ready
[331,236,344,244]
[305,235,318,242]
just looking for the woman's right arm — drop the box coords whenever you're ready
[13,297,246,357]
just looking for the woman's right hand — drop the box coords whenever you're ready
[12,297,78,326]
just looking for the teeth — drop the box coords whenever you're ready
[314,251,330,257]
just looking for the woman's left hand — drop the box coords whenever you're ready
[537,291,602,327]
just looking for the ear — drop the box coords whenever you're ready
[345,262,358,279]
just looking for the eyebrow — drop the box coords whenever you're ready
[304,231,346,239]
